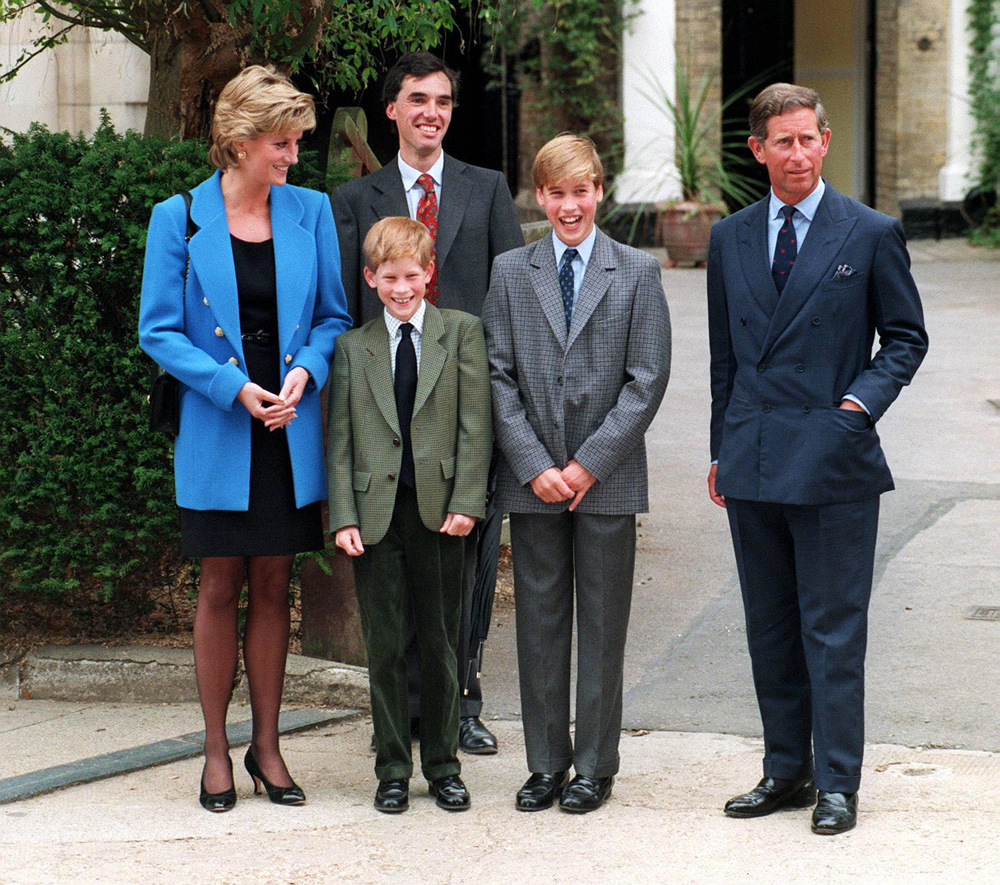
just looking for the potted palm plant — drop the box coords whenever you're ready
[644,63,764,265]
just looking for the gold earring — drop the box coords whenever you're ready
[237,151,247,160]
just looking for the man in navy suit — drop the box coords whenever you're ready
[707,84,927,835]
[333,52,523,756]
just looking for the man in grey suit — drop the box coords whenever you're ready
[332,52,524,755]
[708,84,927,835]
[483,134,671,814]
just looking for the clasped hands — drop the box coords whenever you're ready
[336,512,476,557]
[529,459,596,511]
[237,366,309,431]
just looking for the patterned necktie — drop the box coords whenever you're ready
[558,248,579,331]
[394,323,417,488]
[771,205,797,294]
[416,174,440,304]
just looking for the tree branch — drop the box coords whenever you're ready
[284,0,337,59]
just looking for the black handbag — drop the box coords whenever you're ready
[148,191,198,436]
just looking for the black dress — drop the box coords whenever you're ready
[180,236,323,558]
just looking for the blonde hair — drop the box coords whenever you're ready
[532,133,604,190]
[209,65,316,170]
[363,217,434,272]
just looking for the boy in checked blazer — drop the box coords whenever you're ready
[327,217,492,814]
[482,135,671,814]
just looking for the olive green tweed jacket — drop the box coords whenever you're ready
[326,304,492,545]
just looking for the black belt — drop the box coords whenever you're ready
[241,330,272,345]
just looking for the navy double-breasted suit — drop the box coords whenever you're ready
[708,182,927,793]
[139,171,352,511]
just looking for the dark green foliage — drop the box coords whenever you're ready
[0,118,325,619]
[967,0,1000,246]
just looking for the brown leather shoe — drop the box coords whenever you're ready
[724,777,816,817]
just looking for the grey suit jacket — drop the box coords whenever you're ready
[707,183,928,505]
[326,304,492,545]
[331,155,524,324]
[482,230,671,515]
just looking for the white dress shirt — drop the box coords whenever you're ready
[384,300,426,376]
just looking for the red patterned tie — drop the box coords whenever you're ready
[416,173,440,304]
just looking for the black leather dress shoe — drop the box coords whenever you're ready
[515,771,570,812]
[724,777,816,818]
[558,774,614,813]
[429,774,471,811]
[459,716,498,755]
[374,778,409,814]
[811,791,858,834]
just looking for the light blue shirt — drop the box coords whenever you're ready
[552,227,598,306]
[766,177,825,266]
[384,300,426,375]
[398,153,445,220]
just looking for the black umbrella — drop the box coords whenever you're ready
[464,459,502,695]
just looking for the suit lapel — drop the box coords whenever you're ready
[369,163,410,221]
[759,186,858,357]
[436,154,470,270]
[362,320,399,434]
[736,197,777,319]
[527,239,570,348]
[270,184,312,361]
[567,230,614,348]
[187,173,243,363]
[414,304,446,419]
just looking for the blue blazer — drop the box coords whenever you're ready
[707,183,928,505]
[139,171,352,511]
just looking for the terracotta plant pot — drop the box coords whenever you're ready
[655,201,724,265]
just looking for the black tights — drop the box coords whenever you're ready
[195,555,295,793]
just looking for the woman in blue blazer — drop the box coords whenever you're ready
[139,66,351,812]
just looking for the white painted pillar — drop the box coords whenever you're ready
[615,0,680,204]
[938,0,976,202]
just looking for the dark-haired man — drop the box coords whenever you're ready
[333,51,523,755]
[707,83,927,835]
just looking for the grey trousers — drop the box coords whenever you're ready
[510,510,636,779]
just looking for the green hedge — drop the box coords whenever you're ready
[0,118,326,621]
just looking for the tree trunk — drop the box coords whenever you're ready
[143,30,182,139]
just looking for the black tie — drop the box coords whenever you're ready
[394,322,417,488]
[772,205,797,294]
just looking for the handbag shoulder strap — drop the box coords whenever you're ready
[180,190,199,240]
[179,190,199,295]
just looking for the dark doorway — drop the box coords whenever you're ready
[721,0,795,205]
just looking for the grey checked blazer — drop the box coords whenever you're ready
[326,305,492,544]
[482,230,671,515]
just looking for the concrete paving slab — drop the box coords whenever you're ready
[0,708,356,804]
[15,645,371,711]
[2,720,998,883]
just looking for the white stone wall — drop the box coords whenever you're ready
[1,10,148,136]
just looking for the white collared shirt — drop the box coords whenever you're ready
[398,153,445,220]
[552,227,598,306]
[384,300,426,376]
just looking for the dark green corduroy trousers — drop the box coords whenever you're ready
[353,485,464,782]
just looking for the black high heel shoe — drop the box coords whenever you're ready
[199,756,236,813]
[244,746,306,806]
